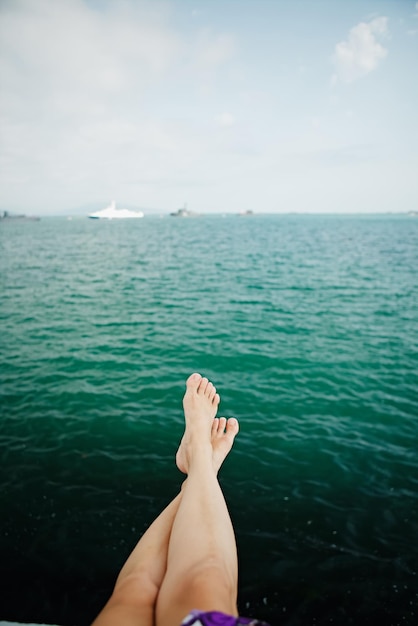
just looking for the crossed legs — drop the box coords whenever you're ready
[92,492,181,626]
[92,373,240,626]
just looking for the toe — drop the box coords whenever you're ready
[226,418,239,437]
[206,382,215,399]
[211,418,219,436]
[218,417,227,435]
[213,392,220,407]
[198,377,209,394]
[186,373,202,390]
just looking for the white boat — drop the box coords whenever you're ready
[89,201,144,219]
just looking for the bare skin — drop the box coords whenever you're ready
[93,373,239,626]
[156,373,240,626]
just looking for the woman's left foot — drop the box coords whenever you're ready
[176,416,239,474]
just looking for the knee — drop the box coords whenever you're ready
[177,560,238,612]
[111,570,159,610]
[94,573,157,626]
[193,560,236,589]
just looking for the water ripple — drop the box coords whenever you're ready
[1,215,418,625]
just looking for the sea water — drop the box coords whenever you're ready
[1,214,417,625]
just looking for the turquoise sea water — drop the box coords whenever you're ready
[1,214,417,625]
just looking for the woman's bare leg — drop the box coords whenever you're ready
[92,381,238,626]
[156,373,240,626]
[92,492,181,626]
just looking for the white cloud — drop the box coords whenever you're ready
[0,1,236,124]
[215,112,236,128]
[188,29,236,97]
[332,17,389,83]
[0,0,182,103]
[194,30,235,67]
[0,0,240,211]
[0,1,415,215]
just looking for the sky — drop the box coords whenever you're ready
[0,0,417,215]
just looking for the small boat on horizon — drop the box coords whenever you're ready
[0,210,40,221]
[170,203,196,217]
[88,201,144,219]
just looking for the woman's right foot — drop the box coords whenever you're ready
[210,416,240,473]
[177,416,240,474]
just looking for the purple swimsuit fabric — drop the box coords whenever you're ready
[181,609,271,626]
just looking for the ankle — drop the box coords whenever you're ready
[187,442,213,469]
